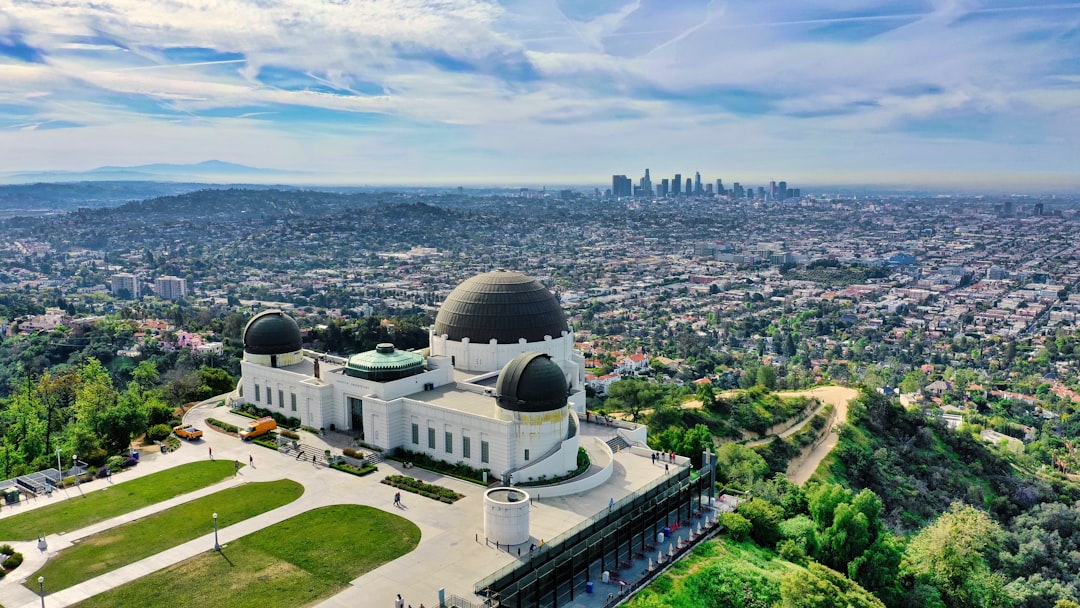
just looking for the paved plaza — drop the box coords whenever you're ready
[0,397,691,608]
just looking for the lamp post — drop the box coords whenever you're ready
[73,454,79,488]
[38,576,45,608]
[55,449,61,488]
[213,512,220,551]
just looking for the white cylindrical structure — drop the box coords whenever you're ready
[484,488,531,546]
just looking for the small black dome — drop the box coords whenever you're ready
[243,310,302,355]
[433,270,569,343]
[496,352,568,413]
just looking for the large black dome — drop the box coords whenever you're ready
[243,310,302,355]
[433,270,569,343]
[496,352,568,413]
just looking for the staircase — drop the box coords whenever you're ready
[283,443,331,466]
[363,451,384,465]
[606,435,631,453]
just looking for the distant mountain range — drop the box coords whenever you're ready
[2,160,291,184]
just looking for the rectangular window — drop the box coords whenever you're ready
[266,386,272,405]
[411,423,419,445]
[291,393,297,412]
[524,449,530,461]
[254,384,260,402]
[278,390,284,409]
[445,432,453,454]
[462,436,471,459]
[481,440,489,464]
[428,427,436,449]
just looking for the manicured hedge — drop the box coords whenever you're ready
[381,475,463,503]
[330,462,378,477]
[206,418,238,434]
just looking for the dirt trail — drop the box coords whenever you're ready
[783,386,859,485]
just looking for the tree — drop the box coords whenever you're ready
[807,482,853,529]
[902,503,1011,608]
[697,382,717,409]
[848,533,904,606]
[717,442,769,487]
[900,370,927,394]
[779,515,820,556]
[757,365,778,390]
[720,512,752,541]
[605,378,662,422]
[737,497,784,547]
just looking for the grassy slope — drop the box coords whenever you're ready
[28,479,304,591]
[72,505,421,608]
[0,461,236,541]
[628,539,800,608]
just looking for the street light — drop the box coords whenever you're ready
[73,454,79,488]
[38,576,45,608]
[212,512,220,551]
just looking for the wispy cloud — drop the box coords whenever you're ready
[0,0,1078,187]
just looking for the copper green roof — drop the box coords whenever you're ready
[243,310,302,355]
[344,343,425,381]
[496,352,568,413]
[433,270,569,344]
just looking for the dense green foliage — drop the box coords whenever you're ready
[628,538,884,608]
[0,357,233,477]
[827,391,1063,530]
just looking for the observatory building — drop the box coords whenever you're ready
[236,270,595,483]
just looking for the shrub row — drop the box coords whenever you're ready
[252,435,280,450]
[382,475,462,503]
[206,418,238,434]
[280,429,300,440]
[342,447,366,459]
[331,462,378,477]
[390,448,489,484]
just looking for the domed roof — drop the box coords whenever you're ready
[243,310,302,355]
[496,352,568,413]
[344,343,425,381]
[433,270,569,343]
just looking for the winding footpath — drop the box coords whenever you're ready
[783,386,858,486]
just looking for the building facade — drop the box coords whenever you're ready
[236,270,594,483]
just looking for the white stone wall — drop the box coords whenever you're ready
[429,332,576,374]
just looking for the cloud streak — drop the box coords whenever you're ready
[0,0,1077,188]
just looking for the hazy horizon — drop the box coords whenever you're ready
[2,1,1079,189]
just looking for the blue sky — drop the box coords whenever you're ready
[1,0,1078,188]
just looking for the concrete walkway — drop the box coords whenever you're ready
[0,397,678,608]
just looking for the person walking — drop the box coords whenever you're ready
[234,459,240,475]
[312,453,317,467]
[249,454,254,468]
[208,446,213,460]
[394,491,401,507]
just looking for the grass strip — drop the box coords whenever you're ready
[72,505,420,608]
[0,461,236,541]
[28,479,303,592]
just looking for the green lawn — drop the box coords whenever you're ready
[72,505,421,608]
[28,479,303,592]
[0,460,237,541]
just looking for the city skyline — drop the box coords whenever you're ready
[2,1,1079,189]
